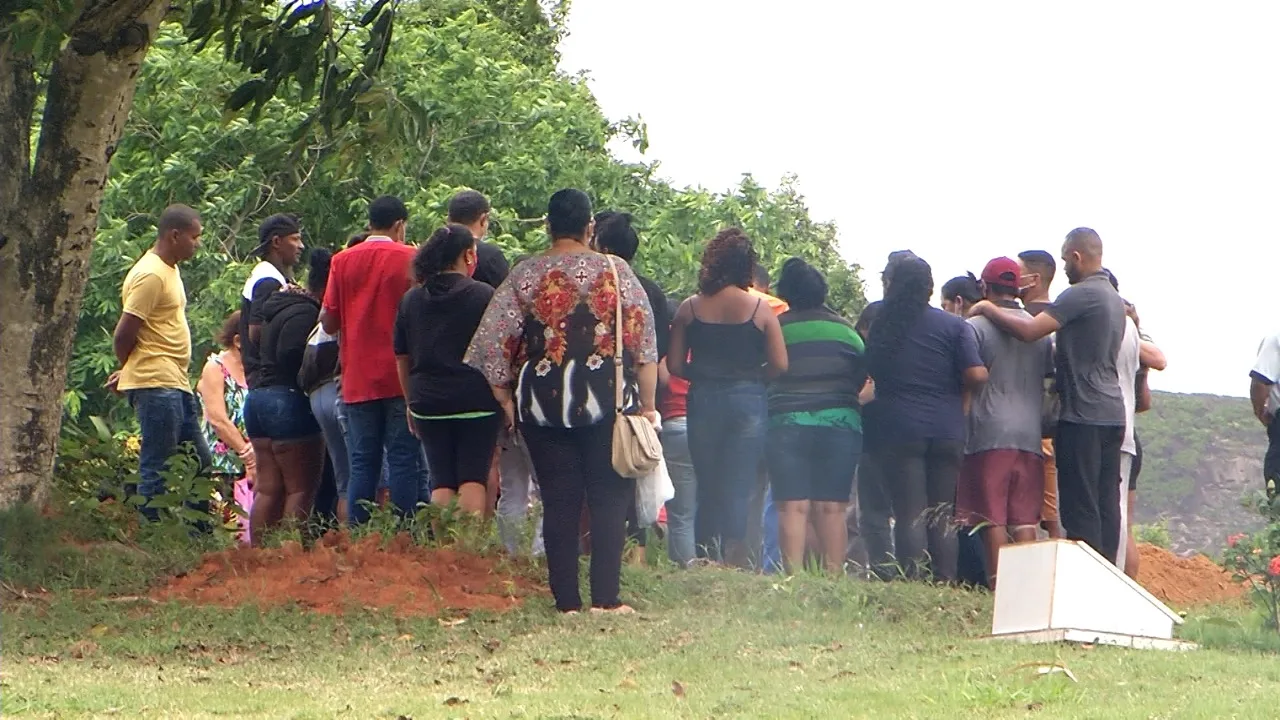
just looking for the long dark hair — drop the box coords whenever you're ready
[868,255,933,376]
[413,224,475,284]
[306,248,332,296]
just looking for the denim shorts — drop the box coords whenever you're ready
[245,386,321,441]
[766,424,862,502]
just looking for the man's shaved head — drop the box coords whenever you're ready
[1061,227,1104,284]
[1064,227,1103,259]
[157,204,200,237]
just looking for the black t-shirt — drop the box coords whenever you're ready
[393,274,499,417]
[473,241,510,289]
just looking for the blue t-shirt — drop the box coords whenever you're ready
[871,307,983,443]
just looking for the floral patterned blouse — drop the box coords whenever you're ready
[465,251,658,429]
[199,352,249,476]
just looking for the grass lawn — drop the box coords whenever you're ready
[5,560,1280,719]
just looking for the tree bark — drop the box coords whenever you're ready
[0,0,170,508]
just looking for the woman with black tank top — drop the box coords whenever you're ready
[669,229,788,568]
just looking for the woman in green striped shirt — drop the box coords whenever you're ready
[766,258,868,574]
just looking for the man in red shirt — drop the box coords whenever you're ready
[320,196,424,524]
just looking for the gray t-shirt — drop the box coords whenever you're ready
[965,305,1053,455]
[1044,272,1126,426]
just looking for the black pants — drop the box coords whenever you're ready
[1265,417,1280,500]
[880,439,964,582]
[856,450,895,578]
[1055,421,1125,562]
[521,421,632,612]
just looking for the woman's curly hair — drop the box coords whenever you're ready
[698,228,757,295]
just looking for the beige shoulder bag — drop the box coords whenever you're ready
[604,255,662,478]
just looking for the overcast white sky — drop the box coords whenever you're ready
[559,0,1280,397]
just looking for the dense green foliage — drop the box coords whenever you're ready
[67,0,864,427]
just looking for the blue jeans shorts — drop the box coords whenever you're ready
[245,386,321,441]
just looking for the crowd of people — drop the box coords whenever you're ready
[108,188,1170,612]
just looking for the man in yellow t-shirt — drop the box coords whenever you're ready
[109,204,210,518]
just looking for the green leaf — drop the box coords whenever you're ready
[225,78,265,111]
[88,416,111,443]
[359,0,393,27]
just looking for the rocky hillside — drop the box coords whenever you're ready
[1134,391,1268,554]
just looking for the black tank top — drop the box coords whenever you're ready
[685,298,767,383]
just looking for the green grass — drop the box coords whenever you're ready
[7,563,1280,719]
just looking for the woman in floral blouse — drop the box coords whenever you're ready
[467,189,659,615]
[197,312,253,533]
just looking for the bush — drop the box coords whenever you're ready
[1134,521,1172,549]
[1221,484,1280,633]
[0,416,234,596]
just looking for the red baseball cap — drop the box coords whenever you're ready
[981,257,1022,291]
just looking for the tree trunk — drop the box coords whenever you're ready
[0,0,170,508]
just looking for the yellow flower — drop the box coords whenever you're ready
[124,435,141,454]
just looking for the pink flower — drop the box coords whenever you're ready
[1228,533,1247,548]
[1270,556,1280,577]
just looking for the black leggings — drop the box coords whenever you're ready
[1055,421,1125,562]
[521,421,632,612]
[415,414,501,492]
[880,439,964,582]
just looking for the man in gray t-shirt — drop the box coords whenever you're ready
[1045,273,1126,426]
[957,257,1053,588]
[968,228,1128,565]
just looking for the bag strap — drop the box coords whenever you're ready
[605,255,624,415]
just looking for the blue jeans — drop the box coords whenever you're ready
[762,487,782,574]
[687,380,768,557]
[343,397,427,524]
[128,388,212,518]
[661,416,696,567]
[336,398,392,494]
[309,381,350,496]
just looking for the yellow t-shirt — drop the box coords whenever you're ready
[118,251,192,391]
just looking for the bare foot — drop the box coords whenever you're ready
[561,610,580,616]
[590,604,636,615]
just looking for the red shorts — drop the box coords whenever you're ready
[955,449,1045,527]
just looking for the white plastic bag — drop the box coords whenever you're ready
[635,451,675,527]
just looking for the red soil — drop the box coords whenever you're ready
[153,532,543,617]
[1136,543,1246,607]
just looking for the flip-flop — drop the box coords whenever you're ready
[589,604,636,615]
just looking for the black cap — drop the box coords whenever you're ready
[253,214,301,257]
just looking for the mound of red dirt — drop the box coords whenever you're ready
[1136,543,1245,607]
[153,532,543,617]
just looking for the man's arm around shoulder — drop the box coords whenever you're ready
[970,300,1060,342]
